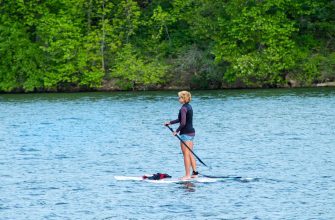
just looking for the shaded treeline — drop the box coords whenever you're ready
[0,0,334,92]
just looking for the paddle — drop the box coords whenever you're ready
[165,125,209,168]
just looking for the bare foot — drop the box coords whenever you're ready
[180,176,191,180]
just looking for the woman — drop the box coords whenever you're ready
[165,91,198,180]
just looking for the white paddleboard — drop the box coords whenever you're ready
[114,176,144,181]
[114,175,257,183]
[114,176,220,183]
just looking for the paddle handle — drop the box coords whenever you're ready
[166,125,208,167]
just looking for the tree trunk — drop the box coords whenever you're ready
[101,0,106,73]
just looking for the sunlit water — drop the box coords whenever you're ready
[1,88,334,219]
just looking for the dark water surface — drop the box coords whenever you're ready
[1,88,334,219]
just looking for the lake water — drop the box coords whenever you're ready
[1,88,334,219]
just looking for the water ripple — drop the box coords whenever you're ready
[0,88,334,219]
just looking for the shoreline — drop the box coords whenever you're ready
[0,82,334,94]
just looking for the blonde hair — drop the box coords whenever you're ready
[178,91,192,103]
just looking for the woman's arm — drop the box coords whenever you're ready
[169,119,179,124]
[176,107,187,132]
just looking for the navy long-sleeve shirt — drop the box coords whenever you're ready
[170,103,195,135]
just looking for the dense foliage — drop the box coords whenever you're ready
[0,0,334,92]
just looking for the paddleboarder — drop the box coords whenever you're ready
[165,91,198,180]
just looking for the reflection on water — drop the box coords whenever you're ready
[179,182,196,192]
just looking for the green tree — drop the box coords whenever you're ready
[37,0,105,90]
[0,0,334,92]
[0,6,43,92]
[111,44,167,90]
[211,1,300,87]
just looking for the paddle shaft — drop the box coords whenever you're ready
[166,125,208,167]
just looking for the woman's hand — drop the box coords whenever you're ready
[164,121,171,126]
[173,131,178,136]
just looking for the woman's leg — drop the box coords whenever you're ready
[187,141,197,176]
[180,141,191,179]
